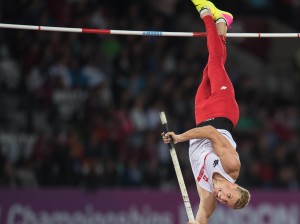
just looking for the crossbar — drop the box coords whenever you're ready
[0,23,299,38]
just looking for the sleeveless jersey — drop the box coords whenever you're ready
[189,129,237,192]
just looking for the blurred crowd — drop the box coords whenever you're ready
[0,0,300,191]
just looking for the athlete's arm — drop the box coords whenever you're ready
[195,201,215,224]
[194,183,216,224]
[162,126,240,173]
[162,126,215,143]
[205,127,241,174]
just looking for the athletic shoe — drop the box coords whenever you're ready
[206,1,233,28]
[191,0,209,13]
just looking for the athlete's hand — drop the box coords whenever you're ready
[161,132,183,144]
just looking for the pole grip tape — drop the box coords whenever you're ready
[160,112,175,149]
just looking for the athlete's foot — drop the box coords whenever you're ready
[206,1,233,28]
[191,0,209,15]
[216,22,228,36]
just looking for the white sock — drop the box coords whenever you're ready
[216,18,226,24]
[199,8,209,16]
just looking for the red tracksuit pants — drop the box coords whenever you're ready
[195,15,239,126]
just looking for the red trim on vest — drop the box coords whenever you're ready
[197,152,212,182]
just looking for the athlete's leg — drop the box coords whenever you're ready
[192,0,212,109]
[205,0,233,73]
[201,11,234,95]
[216,23,227,63]
[191,0,230,66]
[191,1,239,126]
[194,23,228,97]
[195,66,211,105]
[197,8,239,126]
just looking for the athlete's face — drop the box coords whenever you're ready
[214,183,240,208]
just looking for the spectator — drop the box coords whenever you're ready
[0,0,299,190]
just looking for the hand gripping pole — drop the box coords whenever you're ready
[160,111,195,222]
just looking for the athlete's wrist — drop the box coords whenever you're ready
[176,134,186,143]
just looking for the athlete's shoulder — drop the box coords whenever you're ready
[217,129,237,149]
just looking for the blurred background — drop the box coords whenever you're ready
[0,0,300,223]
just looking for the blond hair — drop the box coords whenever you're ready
[234,186,251,209]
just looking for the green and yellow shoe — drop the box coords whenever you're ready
[206,1,233,27]
[191,0,209,13]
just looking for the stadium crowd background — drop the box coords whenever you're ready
[0,0,300,191]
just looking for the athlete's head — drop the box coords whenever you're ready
[234,185,251,209]
[214,182,250,209]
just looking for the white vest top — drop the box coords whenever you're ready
[189,129,237,193]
